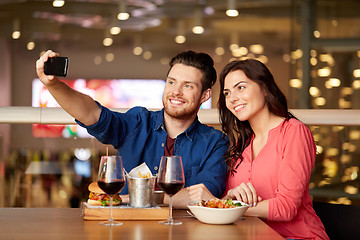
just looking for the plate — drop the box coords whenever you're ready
[187,200,249,225]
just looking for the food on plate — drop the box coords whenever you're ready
[138,171,151,178]
[87,181,122,206]
[196,199,244,208]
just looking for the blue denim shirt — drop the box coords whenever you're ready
[76,103,228,197]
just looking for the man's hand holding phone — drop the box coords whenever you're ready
[44,56,69,77]
[36,50,69,86]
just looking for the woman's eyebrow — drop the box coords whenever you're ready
[224,81,243,91]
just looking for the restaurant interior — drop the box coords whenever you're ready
[0,0,359,219]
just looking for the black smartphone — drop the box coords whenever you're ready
[44,56,69,77]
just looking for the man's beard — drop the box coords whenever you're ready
[163,97,200,121]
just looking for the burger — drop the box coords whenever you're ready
[87,182,122,206]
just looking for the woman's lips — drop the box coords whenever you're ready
[234,103,246,112]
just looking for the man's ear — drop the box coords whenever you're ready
[200,89,211,104]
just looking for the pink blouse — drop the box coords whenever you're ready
[225,118,329,240]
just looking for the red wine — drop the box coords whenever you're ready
[158,181,184,196]
[98,180,125,196]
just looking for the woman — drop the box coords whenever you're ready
[188,59,329,240]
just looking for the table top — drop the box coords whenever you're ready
[0,208,284,240]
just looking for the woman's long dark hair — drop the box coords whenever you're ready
[218,59,295,174]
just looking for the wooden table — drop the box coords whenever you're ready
[0,208,284,240]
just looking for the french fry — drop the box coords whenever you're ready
[138,171,151,178]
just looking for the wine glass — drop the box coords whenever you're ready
[97,155,125,226]
[157,156,185,225]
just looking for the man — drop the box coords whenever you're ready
[36,50,227,208]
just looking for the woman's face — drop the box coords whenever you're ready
[223,70,267,122]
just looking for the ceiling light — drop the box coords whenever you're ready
[310,57,317,66]
[289,79,302,89]
[12,19,20,39]
[249,44,264,54]
[324,80,332,89]
[309,87,321,97]
[110,26,121,35]
[160,57,170,66]
[175,20,186,44]
[313,30,321,38]
[53,0,65,8]
[291,49,303,59]
[27,41,35,51]
[310,50,317,57]
[353,69,360,78]
[133,46,143,56]
[257,55,268,64]
[338,98,351,108]
[349,130,360,140]
[340,87,353,96]
[328,78,341,87]
[103,37,113,47]
[105,53,115,62]
[192,9,204,34]
[238,47,248,55]
[215,38,225,56]
[12,31,20,39]
[232,48,242,57]
[317,67,331,77]
[175,35,186,44]
[229,44,238,51]
[117,12,129,20]
[352,80,360,89]
[229,32,239,51]
[143,51,152,60]
[215,47,225,56]
[94,56,102,65]
[226,10,238,17]
[319,54,334,65]
[314,97,326,106]
[226,0,238,17]
[133,36,143,56]
[192,26,204,34]
[117,0,130,20]
[282,54,291,63]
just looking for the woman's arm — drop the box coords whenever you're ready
[267,122,316,221]
[223,182,266,218]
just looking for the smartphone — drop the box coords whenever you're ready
[44,56,69,77]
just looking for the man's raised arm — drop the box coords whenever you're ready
[36,50,101,126]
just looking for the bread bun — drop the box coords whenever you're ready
[87,199,103,206]
[88,181,104,194]
[87,181,122,206]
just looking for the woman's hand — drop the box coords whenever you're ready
[187,184,215,202]
[35,50,59,86]
[225,182,262,207]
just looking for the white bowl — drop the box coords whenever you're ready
[187,201,249,225]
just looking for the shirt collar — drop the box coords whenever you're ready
[154,108,199,141]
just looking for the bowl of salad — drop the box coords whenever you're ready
[187,199,249,225]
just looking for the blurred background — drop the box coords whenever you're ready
[0,0,359,208]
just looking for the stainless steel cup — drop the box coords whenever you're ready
[153,190,165,205]
[127,176,156,208]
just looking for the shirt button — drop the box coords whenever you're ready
[154,166,158,171]
[161,143,164,147]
